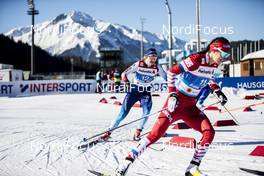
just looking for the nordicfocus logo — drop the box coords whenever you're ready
[20,82,92,93]
[198,68,214,75]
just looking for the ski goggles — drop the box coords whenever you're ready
[215,48,230,59]
[147,54,157,58]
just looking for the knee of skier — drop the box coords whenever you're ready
[200,128,215,145]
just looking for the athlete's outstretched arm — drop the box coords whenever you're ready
[207,79,220,91]
[167,64,182,93]
[167,54,202,93]
[121,61,139,82]
[157,64,167,81]
[207,80,228,106]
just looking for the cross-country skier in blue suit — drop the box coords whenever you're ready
[100,48,167,141]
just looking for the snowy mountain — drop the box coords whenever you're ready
[5,11,186,62]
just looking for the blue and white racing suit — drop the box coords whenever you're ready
[108,60,167,131]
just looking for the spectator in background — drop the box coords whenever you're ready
[108,70,115,92]
[109,70,115,81]
[113,69,121,92]
[102,71,109,92]
[95,70,103,93]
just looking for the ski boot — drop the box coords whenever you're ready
[116,156,134,176]
[133,129,142,141]
[185,161,207,176]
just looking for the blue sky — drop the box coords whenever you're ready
[0,0,263,41]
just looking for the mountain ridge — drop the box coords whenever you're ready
[5,11,186,63]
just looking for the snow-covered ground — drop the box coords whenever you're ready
[0,90,264,176]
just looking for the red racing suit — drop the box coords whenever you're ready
[146,53,221,146]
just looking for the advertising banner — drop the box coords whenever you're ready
[0,80,97,97]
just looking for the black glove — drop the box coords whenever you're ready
[214,89,227,106]
[167,92,179,112]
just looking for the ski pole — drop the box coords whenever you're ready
[206,101,221,107]
[198,101,221,112]
[85,108,167,141]
[213,93,240,125]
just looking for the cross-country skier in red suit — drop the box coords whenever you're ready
[116,37,230,176]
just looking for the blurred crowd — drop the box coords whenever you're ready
[95,69,122,93]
